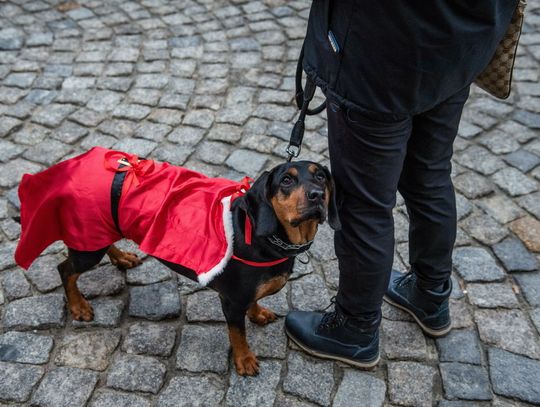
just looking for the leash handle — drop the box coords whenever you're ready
[287,45,326,162]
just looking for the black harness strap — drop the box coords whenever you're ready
[110,166,127,236]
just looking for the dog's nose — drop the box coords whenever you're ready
[307,189,324,201]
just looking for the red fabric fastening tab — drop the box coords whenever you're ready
[104,150,155,192]
[244,216,252,245]
[231,255,289,268]
[230,176,254,202]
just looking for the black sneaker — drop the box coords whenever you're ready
[285,302,380,368]
[384,269,452,337]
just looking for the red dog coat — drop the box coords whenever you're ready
[15,147,250,285]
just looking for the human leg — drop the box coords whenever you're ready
[385,85,471,337]
[285,102,412,366]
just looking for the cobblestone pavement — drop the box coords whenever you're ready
[0,0,539,406]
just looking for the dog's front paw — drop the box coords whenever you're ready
[248,305,277,326]
[234,351,260,376]
[110,250,142,269]
[70,297,94,322]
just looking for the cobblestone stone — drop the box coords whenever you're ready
[509,215,540,252]
[0,361,44,402]
[381,319,428,360]
[55,330,121,371]
[291,273,331,311]
[440,363,492,401]
[450,299,474,329]
[186,290,226,322]
[90,390,151,407]
[122,322,176,357]
[477,194,525,224]
[159,375,225,407]
[0,137,22,165]
[176,324,229,374]
[0,158,42,188]
[107,354,166,394]
[26,254,63,292]
[1,268,31,301]
[453,247,505,282]
[460,212,507,245]
[493,167,539,196]
[467,282,519,308]
[0,331,53,364]
[227,360,281,407]
[388,361,437,407]
[225,148,268,175]
[333,369,385,407]
[247,318,287,358]
[283,352,334,407]
[23,138,72,165]
[31,366,98,407]
[514,272,540,307]
[455,145,505,175]
[518,191,540,218]
[128,280,181,321]
[489,347,540,404]
[78,265,126,298]
[113,137,158,156]
[31,103,76,128]
[436,329,482,364]
[453,172,494,198]
[475,309,540,359]
[126,258,172,285]
[3,293,65,330]
[504,149,540,172]
[72,297,125,328]
[493,237,538,272]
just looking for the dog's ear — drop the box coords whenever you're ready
[322,166,341,231]
[244,170,279,237]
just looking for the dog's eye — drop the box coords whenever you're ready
[281,175,294,186]
[315,171,326,182]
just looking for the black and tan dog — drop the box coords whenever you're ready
[15,149,339,376]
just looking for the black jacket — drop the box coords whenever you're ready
[303,0,519,118]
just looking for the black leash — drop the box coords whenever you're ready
[286,45,326,162]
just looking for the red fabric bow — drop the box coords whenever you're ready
[104,151,155,192]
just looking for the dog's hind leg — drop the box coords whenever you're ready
[58,246,109,321]
[107,245,142,270]
[220,297,260,376]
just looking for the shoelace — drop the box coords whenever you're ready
[318,297,347,330]
[396,270,415,287]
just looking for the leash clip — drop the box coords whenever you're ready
[286,144,301,162]
[296,251,310,265]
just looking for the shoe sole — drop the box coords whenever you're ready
[285,328,380,369]
[383,295,451,338]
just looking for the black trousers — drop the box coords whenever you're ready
[328,86,470,321]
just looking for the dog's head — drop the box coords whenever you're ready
[238,161,341,245]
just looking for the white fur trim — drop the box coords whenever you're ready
[197,195,234,286]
